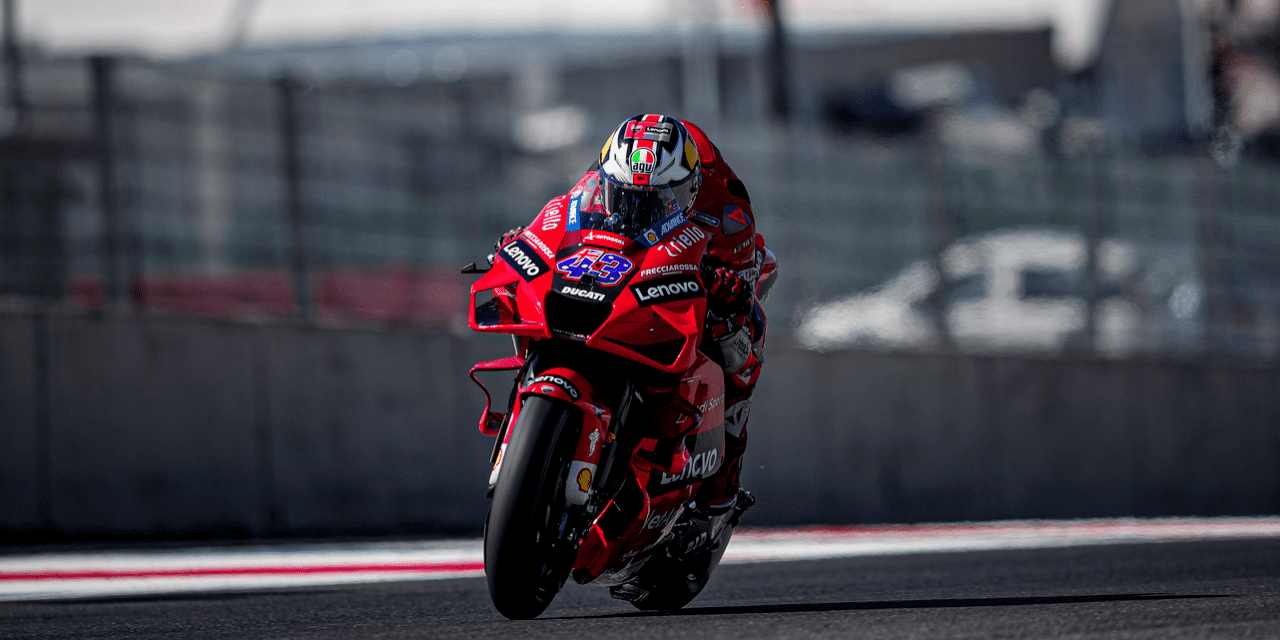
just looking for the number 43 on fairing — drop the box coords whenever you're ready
[555,248,635,286]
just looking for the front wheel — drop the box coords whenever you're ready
[484,395,579,619]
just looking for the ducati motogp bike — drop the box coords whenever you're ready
[463,196,753,619]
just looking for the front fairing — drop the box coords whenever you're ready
[469,187,711,374]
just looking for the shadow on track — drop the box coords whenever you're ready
[570,593,1230,619]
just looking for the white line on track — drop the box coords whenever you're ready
[3,517,1279,602]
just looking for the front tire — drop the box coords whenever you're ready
[484,395,579,619]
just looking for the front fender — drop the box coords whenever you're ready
[514,367,612,507]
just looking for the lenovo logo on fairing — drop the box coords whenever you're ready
[659,448,718,486]
[635,281,699,301]
[629,274,703,307]
[499,239,549,281]
[531,374,580,400]
[503,244,539,275]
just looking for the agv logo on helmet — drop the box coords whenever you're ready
[629,148,656,176]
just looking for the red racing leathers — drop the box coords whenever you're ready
[676,120,769,511]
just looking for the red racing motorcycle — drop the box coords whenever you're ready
[464,186,755,619]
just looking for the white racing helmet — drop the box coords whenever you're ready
[594,114,701,237]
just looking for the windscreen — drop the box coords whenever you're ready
[576,170,682,239]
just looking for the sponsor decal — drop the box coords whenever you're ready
[568,198,580,229]
[638,264,698,278]
[541,203,563,232]
[644,508,680,530]
[498,238,549,281]
[716,327,752,372]
[733,237,754,254]
[584,231,627,247]
[561,285,606,302]
[638,211,688,248]
[683,531,710,554]
[659,448,719,486]
[689,210,720,227]
[659,212,685,235]
[588,429,601,457]
[629,274,703,307]
[698,393,724,413]
[659,225,707,258]
[521,230,556,259]
[725,205,750,225]
[555,248,636,286]
[724,399,751,438]
[624,121,674,142]
[489,443,506,486]
[532,374,580,400]
[737,267,760,285]
[630,148,656,175]
[723,204,751,235]
[565,460,596,505]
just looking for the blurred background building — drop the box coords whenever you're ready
[2,0,1278,359]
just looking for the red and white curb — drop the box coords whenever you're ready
[721,518,1280,562]
[0,541,484,602]
[4,517,1280,602]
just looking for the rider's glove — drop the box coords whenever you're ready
[705,267,751,322]
[495,226,525,252]
[488,226,526,266]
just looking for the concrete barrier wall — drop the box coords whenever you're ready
[19,312,517,540]
[1,310,1277,541]
[745,351,1280,525]
[0,314,39,532]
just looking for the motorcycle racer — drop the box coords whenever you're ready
[496,114,777,537]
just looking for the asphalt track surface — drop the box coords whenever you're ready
[4,537,1280,639]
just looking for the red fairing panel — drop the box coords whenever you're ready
[470,192,713,374]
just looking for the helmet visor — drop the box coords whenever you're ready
[596,170,680,237]
[593,170,689,238]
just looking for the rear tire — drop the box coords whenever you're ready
[484,396,578,620]
[627,516,738,612]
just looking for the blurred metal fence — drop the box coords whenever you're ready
[727,132,1280,359]
[3,55,1280,360]
[1,56,543,325]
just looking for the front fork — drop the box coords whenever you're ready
[486,354,636,529]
